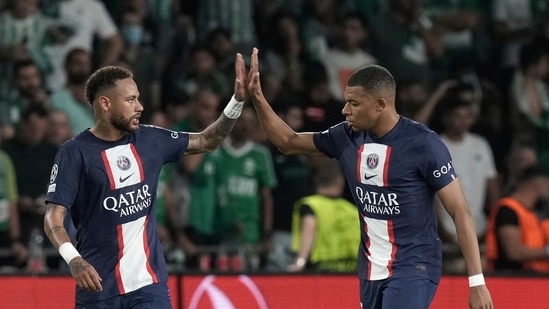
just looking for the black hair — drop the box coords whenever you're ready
[347,64,396,94]
[85,66,133,105]
[21,104,50,122]
[312,160,343,188]
[519,165,549,183]
[64,47,88,66]
[13,59,39,77]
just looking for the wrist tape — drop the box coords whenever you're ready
[59,242,81,265]
[223,95,245,119]
[468,274,485,287]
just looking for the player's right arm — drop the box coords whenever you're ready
[248,48,320,156]
[44,203,103,292]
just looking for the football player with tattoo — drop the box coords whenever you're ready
[43,53,248,308]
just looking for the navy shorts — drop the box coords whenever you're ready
[76,282,172,309]
[359,277,438,309]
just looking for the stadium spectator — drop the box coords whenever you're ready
[288,160,360,273]
[434,92,500,273]
[47,109,74,147]
[266,99,312,272]
[216,106,277,268]
[42,0,123,90]
[172,89,224,270]
[0,134,23,270]
[0,0,56,100]
[369,0,444,87]
[510,41,549,168]
[322,12,377,99]
[49,48,94,135]
[301,61,346,133]
[0,60,50,140]
[485,165,549,274]
[2,104,57,269]
[501,145,539,194]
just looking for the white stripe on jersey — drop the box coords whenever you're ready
[116,216,157,294]
[364,216,395,280]
[102,144,144,190]
[357,143,391,187]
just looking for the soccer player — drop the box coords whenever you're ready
[247,48,493,309]
[43,53,248,308]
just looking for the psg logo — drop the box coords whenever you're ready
[366,153,379,169]
[117,155,131,171]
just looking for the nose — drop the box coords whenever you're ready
[342,102,350,115]
[136,99,144,112]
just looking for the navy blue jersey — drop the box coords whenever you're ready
[46,125,189,304]
[313,117,456,283]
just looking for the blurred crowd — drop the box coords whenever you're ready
[1,0,549,275]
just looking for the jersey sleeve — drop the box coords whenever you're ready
[313,122,348,158]
[45,143,82,210]
[419,132,457,192]
[145,125,189,163]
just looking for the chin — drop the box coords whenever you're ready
[126,124,140,133]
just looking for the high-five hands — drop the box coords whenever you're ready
[248,48,263,99]
[234,52,247,102]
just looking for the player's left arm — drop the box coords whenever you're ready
[438,179,494,309]
[185,52,247,155]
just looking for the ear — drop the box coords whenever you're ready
[376,97,386,112]
[98,96,111,111]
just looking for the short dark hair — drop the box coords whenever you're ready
[312,160,343,188]
[13,59,39,78]
[65,47,88,66]
[347,64,396,95]
[85,66,133,105]
[519,165,549,183]
[21,104,50,122]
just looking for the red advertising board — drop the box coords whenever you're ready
[0,274,548,308]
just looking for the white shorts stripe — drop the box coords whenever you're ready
[117,216,154,293]
[364,216,395,280]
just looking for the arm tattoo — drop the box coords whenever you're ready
[187,114,236,155]
[69,258,88,275]
[47,225,66,237]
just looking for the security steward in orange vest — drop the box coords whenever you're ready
[486,165,549,273]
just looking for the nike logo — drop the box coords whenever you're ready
[119,173,134,183]
[364,174,377,180]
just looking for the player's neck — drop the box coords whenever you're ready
[369,113,400,138]
[90,123,127,141]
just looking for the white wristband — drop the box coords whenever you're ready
[468,274,485,287]
[59,242,81,265]
[223,95,244,119]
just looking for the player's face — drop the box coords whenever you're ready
[342,85,379,132]
[109,78,143,133]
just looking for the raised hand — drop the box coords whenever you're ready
[248,48,263,99]
[234,53,247,101]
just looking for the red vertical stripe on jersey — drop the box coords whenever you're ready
[387,220,396,277]
[363,214,372,279]
[101,151,116,190]
[115,224,126,294]
[142,216,158,283]
[130,144,145,182]
[383,147,392,187]
[357,144,365,181]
